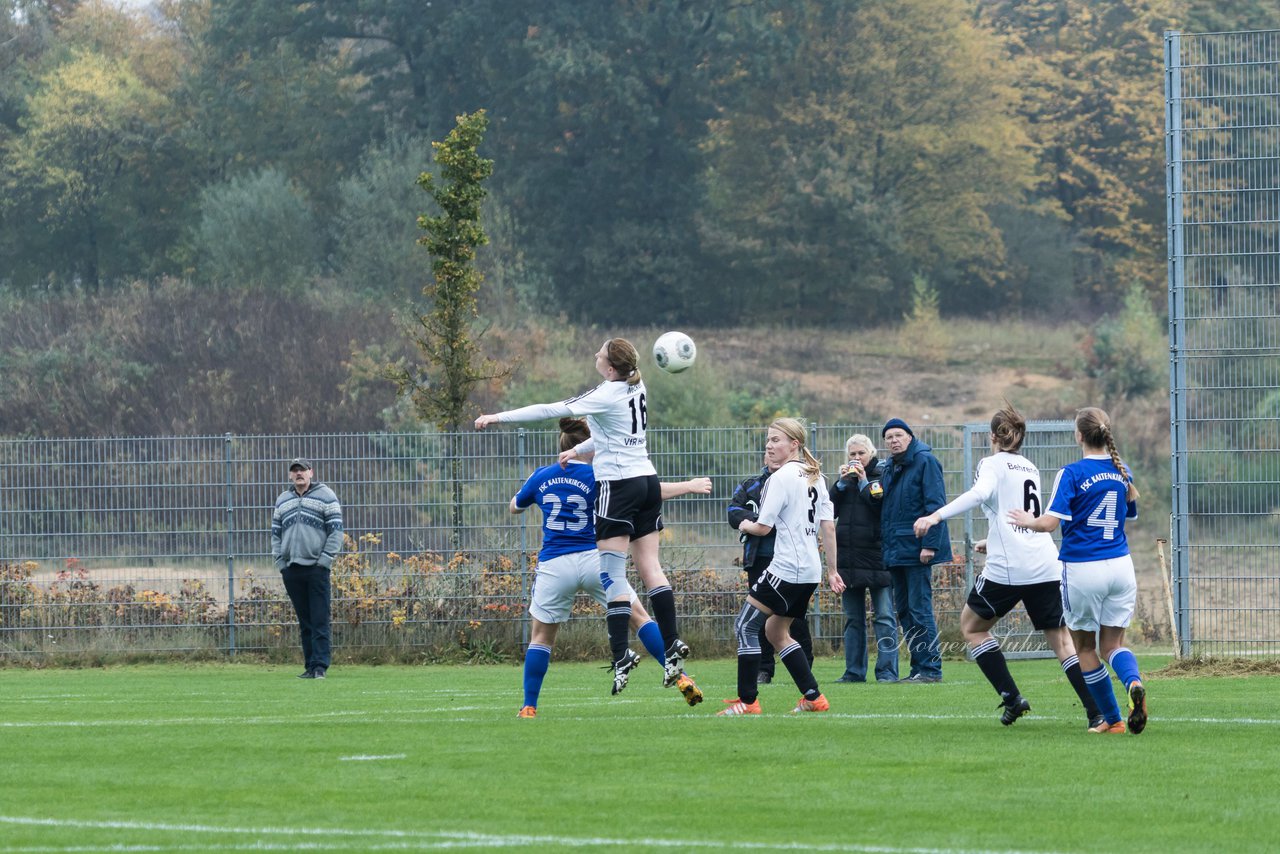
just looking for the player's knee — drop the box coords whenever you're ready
[734,604,767,649]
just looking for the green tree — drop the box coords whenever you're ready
[7,49,174,288]
[701,0,1038,323]
[387,110,504,550]
[332,131,435,296]
[979,0,1173,306]
[194,167,322,289]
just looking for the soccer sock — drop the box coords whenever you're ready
[736,652,762,705]
[1108,647,1142,690]
[647,585,679,650]
[1062,654,1102,720]
[1083,665,1123,724]
[522,643,551,709]
[971,637,1019,699]
[791,612,815,665]
[605,600,631,664]
[779,641,821,701]
[636,619,666,663]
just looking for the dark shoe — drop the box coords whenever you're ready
[1087,713,1107,732]
[835,674,865,683]
[611,649,642,695]
[902,673,941,684]
[877,676,899,683]
[998,694,1031,726]
[662,639,690,688]
[756,672,772,685]
[312,668,326,680]
[1127,681,1147,734]
[297,669,316,679]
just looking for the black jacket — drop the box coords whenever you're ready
[727,466,775,570]
[828,457,891,589]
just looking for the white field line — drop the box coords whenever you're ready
[0,815,1064,854]
[337,754,407,762]
[2,702,1279,729]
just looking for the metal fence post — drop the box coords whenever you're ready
[224,432,236,657]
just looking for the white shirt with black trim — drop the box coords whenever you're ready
[755,459,834,585]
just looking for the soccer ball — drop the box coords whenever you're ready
[653,331,697,373]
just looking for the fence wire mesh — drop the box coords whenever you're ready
[1166,29,1280,655]
[0,424,998,661]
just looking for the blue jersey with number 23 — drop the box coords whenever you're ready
[514,461,597,562]
[1045,455,1138,562]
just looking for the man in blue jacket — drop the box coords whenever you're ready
[879,419,951,683]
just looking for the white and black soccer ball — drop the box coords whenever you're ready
[653,331,697,373]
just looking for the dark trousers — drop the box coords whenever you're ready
[746,559,814,676]
[281,563,332,671]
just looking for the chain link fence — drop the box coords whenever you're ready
[1166,29,1280,656]
[1,424,1000,662]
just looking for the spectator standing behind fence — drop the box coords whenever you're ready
[830,434,898,684]
[271,458,343,680]
[912,403,1104,729]
[1008,406,1147,735]
[726,454,814,685]
[879,418,951,683]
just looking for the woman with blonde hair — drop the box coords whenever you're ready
[831,433,898,683]
[1009,407,1146,734]
[476,338,702,705]
[721,418,845,715]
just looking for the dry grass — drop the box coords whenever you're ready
[1152,657,1280,678]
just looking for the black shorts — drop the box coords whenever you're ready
[748,571,817,619]
[594,474,664,541]
[966,577,1064,631]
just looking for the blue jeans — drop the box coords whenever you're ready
[281,563,332,671]
[840,585,899,682]
[890,564,942,679]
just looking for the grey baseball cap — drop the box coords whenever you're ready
[288,458,313,471]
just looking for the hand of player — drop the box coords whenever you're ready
[827,570,846,594]
[684,477,712,495]
[1007,508,1034,528]
[474,414,498,430]
[557,447,578,469]
[974,538,987,554]
[919,548,935,564]
[913,513,939,538]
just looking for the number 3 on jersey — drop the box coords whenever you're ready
[1086,491,1120,540]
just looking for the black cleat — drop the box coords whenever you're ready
[1127,682,1147,734]
[998,694,1031,726]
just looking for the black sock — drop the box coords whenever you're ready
[780,641,820,700]
[606,599,631,663]
[972,637,1018,698]
[647,586,678,649]
[1062,654,1102,720]
[737,652,761,704]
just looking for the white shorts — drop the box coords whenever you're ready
[1061,554,1137,632]
[528,549,636,624]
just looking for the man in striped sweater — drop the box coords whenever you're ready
[271,458,344,679]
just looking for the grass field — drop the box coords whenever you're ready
[2,655,1276,853]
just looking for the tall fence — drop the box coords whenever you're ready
[1166,29,1280,656]
[0,424,1070,661]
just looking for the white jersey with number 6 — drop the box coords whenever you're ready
[933,451,1059,585]
[755,459,834,585]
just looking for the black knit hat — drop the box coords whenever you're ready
[881,418,914,438]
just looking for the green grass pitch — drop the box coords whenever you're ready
[2,656,1277,852]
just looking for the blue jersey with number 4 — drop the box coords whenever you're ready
[514,461,597,561]
[1045,455,1137,562]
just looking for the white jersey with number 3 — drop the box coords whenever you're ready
[755,459,834,585]
[934,451,1060,585]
